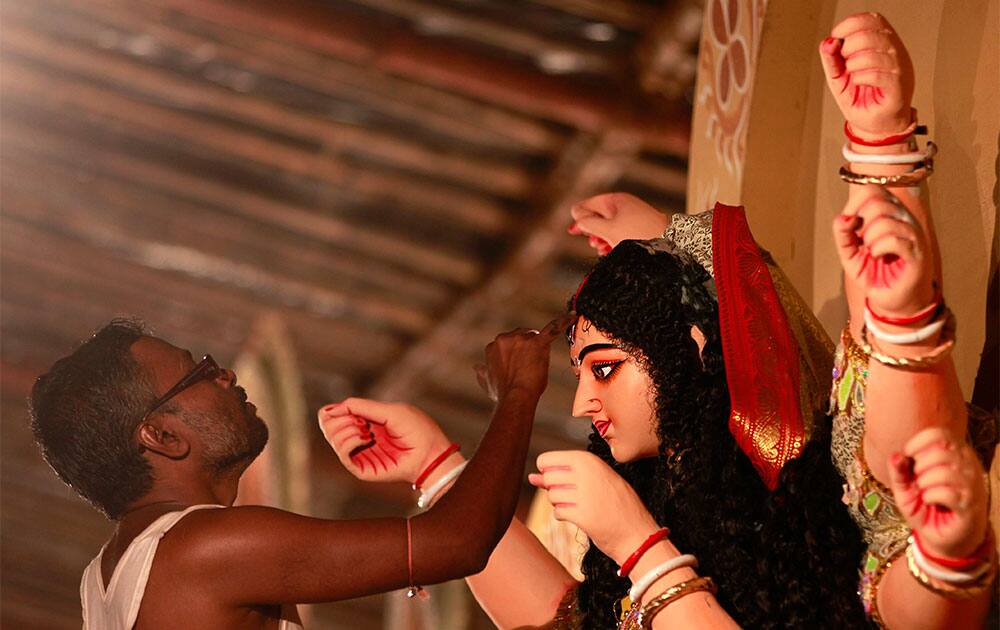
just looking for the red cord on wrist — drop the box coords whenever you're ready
[412,443,460,490]
[617,527,671,578]
[865,297,942,326]
[913,530,994,571]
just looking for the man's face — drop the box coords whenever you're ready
[131,337,268,473]
[569,317,659,463]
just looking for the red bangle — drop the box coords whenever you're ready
[412,443,460,490]
[844,108,920,147]
[617,527,671,578]
[865,297,941,326]
[844,121,914,146]
[913,530,994,571]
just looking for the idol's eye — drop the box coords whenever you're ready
[591,360,624,381]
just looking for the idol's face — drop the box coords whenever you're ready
[569,316,659,463]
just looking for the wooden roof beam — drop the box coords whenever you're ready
[156,0,690,156]
[8,0,566,156]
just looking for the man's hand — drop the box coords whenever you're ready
[887,428,989,559]
[318,398,450,484]
[475,314,576,403]
[528,450,659,565]
[819,12,914,140]
[568,193,669,256]
[833,186,935,318]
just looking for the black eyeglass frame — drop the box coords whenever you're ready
[141,355,221,421]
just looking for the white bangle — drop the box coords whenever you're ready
[417,461,467,509]
[910,539,991,584]
[842,140,937,165]
[863,309,946,345]
[628,554,698,603]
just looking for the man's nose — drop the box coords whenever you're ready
[216,368,237,386]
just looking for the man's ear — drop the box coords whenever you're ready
[136,416,191,460]
[690,324,707,366]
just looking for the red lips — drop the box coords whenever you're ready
[594,419,611,438]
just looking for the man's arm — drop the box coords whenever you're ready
[166,319,572,606]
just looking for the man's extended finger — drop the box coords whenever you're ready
[474,363,489,389]
[541,312,579,339]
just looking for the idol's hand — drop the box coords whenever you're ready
[318,398,450,484]
[568,193,669,256]
[887,428,989,559]
[528,450,660,564]
[475,314,576,403]
[819,13,914,139]
[833,187,934,318]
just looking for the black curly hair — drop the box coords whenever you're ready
[29,318,156,519]
[571,241,868,628]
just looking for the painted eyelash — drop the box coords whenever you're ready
[591,359,624,381]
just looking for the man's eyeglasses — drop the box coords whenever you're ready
[142,355,222,421]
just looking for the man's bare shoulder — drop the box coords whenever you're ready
[154,506,296,576]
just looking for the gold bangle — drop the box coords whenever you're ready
[905,539,996,599]
[635,576,716,629]
[859,310,955,370]
[839,161,933,187]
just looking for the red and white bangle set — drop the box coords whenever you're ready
[906,532,997,597]
[839,108,935,187]
[413,443,465,509]
[863,298,948,346]
[616,527,702,604]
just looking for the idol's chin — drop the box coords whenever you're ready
[609,442,658,465]
[608,441,631,464]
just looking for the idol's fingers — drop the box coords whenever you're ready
[839,29,895,58]
[832,212,864,270]
[830,12,891,40]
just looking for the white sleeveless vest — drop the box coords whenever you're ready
[80,504,303,629]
